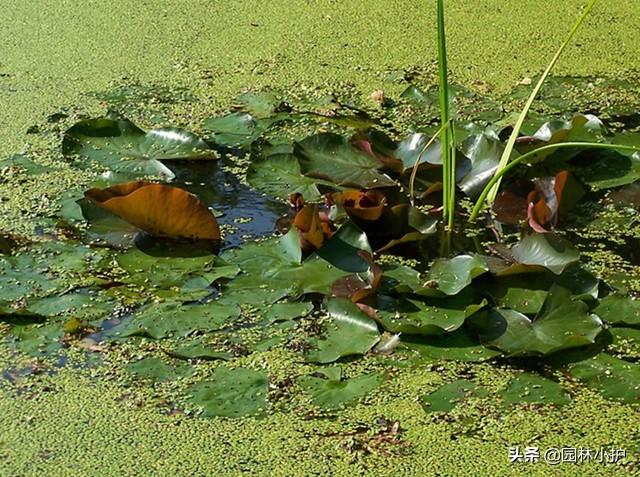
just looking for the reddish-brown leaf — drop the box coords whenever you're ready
[84,181,220,240]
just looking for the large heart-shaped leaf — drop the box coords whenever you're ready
[295,133,396,188]
[63,117,215,178]
[469,285,603,356]
[85,181,220,240]
[116,245,237,290]
[304,298,380,363]
[187,367,268,417]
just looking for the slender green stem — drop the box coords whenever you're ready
[436,0,454,230]
[469,142,640,221]
[484,0,599,206]
[408,122,448,206]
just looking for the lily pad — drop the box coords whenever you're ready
[304,298,380,363]
[203,112,286,148]
[0,154,53,175]
[109,301,241,339]
[457,129,504,199]
[568,353,640,403]
[167,339,233,361]
[376,292,486,335]
[499,373,571,405]
[116,245,236,289]
[264,302,314,323]
[593,294,640,326]
[126,357,195,381]
[247,146,327,201]
[401,330,501,362]
[510,233,580,275]
[299,370,384,409]
[221,228,350,305]
[63,116,215,178]
[187,367,268,417]
[421,254,489,296]
[295,133,396,189]
[421,379,489,413]
[85,181,221,241]
[469,285,603,356]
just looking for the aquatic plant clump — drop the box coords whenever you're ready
[1,0,640,425]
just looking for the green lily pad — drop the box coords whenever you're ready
[593,294,640,326]
[304,298,380,363]
[574,135,640,190]
[376,292,486,335]
[126,357,195,381]
[483,276,549,314]
[23,292,113,320]
[316,222,372,273]
[380,264,422,294]
[221,228,350,305]
[63,116,214,178]
[0,154,53,175]
[499,373,571,405]
[295,133,396,189]
[264,302,314,323]
[116,244,238,290]
[109,301,241,339]
[187,367,268,418]
[469,285,603,356]
[247,145,327,201]
[401,330,502,362]
[421,254,489,296]
[236,91,283,118]
[167,339,233,361]
[299,370,384,409]
[458,129,505,199]
[10,322,63,356]
[510,233,580,275]
[393,133,442,170]
[421,379,489,413]
[568,353,640,403]
[203,112,286,148]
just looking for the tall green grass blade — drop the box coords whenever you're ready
[468,142,640,221]
[436,0,455,230]
[482,0,599,207]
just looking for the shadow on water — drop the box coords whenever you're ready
[168,159,287,250]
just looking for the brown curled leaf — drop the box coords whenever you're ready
[84,181,220,240]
